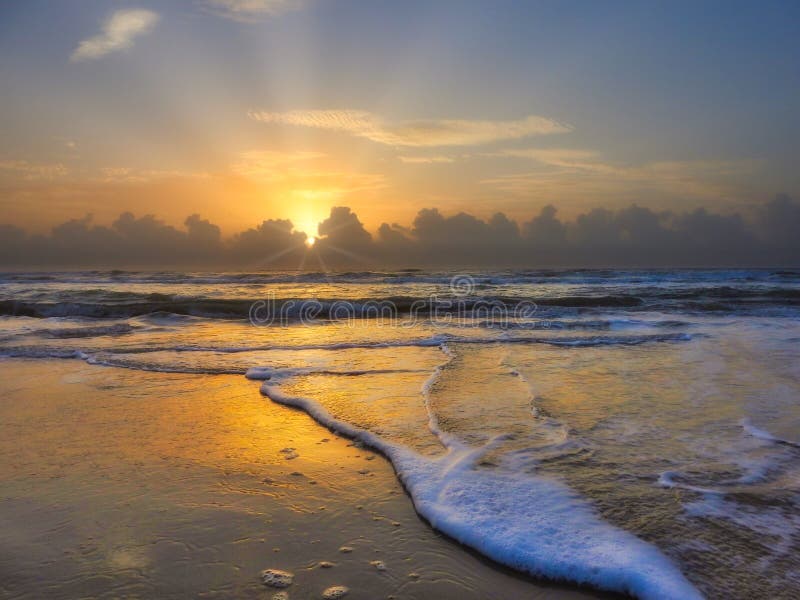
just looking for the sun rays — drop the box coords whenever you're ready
[240,204,374,275]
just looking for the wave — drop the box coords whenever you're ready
[682,495,800,543]
[740,418,800,449]
[2,268,797,286]
[254,354,703,600]
[244,366,428,380]
[3,287,799,321]
[534,333,694,346]
[0,347,243,374]
[478,318,691,331]
[0,332,693,360]
[0,345,434,378]
[0,347,91,360]
[653,286,800,301]
[657,471,727,495]
[32,323,136,339]
[657,419,800,495]
[0,296,644,319]
[0,299,255,319]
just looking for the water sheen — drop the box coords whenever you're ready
[1,268,799,599]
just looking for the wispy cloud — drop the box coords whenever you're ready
[495,148,610,170]
[71,9,159,62]
[95,167,209,184]
[398,155,455,164]
[231,150,325,180]
[249,109,570,147]
[205,0,308,22]
[0,160,68,180]
[484,148,757,201]
[230,149,385,193]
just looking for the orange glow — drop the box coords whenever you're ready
[290,197,329,247]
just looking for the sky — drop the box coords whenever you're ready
[1,0,799,262]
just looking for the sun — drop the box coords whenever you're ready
[296,219,319,247]
[291,205,326,249]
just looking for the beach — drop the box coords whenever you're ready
[0,358,613,599]
[1,269,799,599]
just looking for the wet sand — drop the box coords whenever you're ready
[0,359,618,599]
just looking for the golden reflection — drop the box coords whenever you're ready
[0,361,346,474]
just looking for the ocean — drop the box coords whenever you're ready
[1,268,799,599]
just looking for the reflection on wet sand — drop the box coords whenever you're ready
[0,359,614,600]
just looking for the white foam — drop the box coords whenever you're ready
[86,331,693,357]
[245,366,426,382]
[741,418,778,442]
[657,471,725,496]
[0,347,245,375]
[741,418,800,449]
[259,379,703,599]
[683,495,798,539]
[682,494,800,570]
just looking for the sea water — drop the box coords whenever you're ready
[1,269,799,598]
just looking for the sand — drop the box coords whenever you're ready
[0,359,618,599]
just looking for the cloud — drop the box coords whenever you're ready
[316,206,372,253]
[249,109,571,147]
[494,148,753,180]
[228,218,307,265]
[71,9,159,62]
[0,160,68,180]
[205,0,308,21]
[398,155,456,164]
[495,148,610,170]
[231,150,326,180]
[2,197,798,267]
[754,193,800,249]
[12,212,221,265]
[484,148,757,204]
[412,208,519,245]
[95,167,209,183]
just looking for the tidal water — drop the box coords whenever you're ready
[1,269,799,599]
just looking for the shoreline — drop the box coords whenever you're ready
[0,358,619,599]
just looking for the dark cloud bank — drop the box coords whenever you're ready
[1,196,799,268]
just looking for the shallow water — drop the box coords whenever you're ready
[1,268,799,598]
[1,361,614,600]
